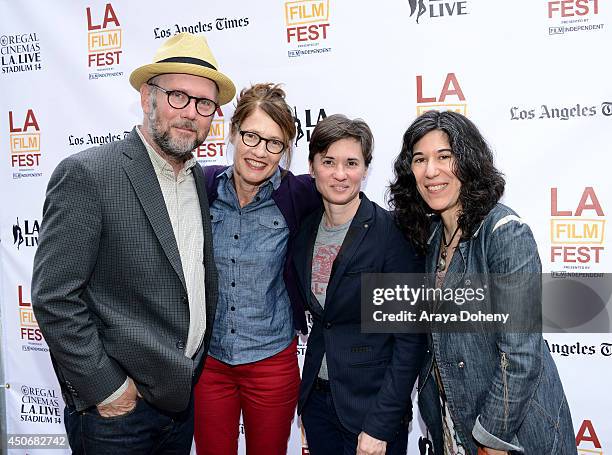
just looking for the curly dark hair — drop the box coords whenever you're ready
[388,110,505,255]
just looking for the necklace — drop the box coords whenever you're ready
[437,225,461,272]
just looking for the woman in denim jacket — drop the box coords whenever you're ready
[389,110,576,455]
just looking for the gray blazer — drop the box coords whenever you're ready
[32,128,218,413]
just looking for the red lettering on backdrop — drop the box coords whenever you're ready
[416,73,465,103]
[8,110,39,133]
[87,3,120,31]
[575,419,602,448]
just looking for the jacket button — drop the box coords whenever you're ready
[182,296,188,304]
[176,340,185,350]
[458,361,465,368]
[325,322,332,329]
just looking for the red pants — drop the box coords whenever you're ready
[193,339,300,455]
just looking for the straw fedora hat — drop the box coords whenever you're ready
[129,33,236,105]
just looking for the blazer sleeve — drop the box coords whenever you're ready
[361,215,427,441]
[31,156,127,407]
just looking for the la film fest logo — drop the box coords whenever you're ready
[86,3,123,80]
[576,419,604,454]
[284,0,332,58]
[547,0,603,35]
[9,108,43,180]
[416,73,467,116]
[0,33,41,75]
[550,187,605,268]
[195,107,226,165]
[407,0,468,24]
[17,285,46,346]
[153,17,250,39]
[19,385,62,424]
[293,106,328,147]
[12,218,39,250]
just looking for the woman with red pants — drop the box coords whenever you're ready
[194,83,319,454]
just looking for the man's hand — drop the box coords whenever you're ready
[357,431,387,455]
[96,377,141,418]
[477,447,508,455]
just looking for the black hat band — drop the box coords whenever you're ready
[157,57,217,71]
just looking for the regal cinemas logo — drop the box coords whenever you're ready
[416,73,467,115]
[294,106,328,147]
[408,0,468,24]
[548,0,603,35]
[285,0,332,58]
[86,3,123,79]
[17,285,45,344]
[550,187,605,268]
[576,419,604,454]
[9,108,43,179]
[1,33,41,75]
[195,107,226,164]
[19,385,62,424]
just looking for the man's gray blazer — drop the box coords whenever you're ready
[32,128,218,413]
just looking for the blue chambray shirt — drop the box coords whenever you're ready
[207,166,294,365]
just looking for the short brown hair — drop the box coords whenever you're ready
[230,83,296,166]
[308,114,373,166]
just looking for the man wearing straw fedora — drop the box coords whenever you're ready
[32,33,235,454]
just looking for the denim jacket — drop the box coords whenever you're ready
[417,203,576,454]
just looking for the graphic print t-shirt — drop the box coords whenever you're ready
[311,217,352,380]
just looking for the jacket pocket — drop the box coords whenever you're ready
[255,215,288,252]
[350,356,391,368]
[344,266,376,276]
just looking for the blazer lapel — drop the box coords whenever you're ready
[295,208,325,317]
[121,129,186,289]
[324,194,374,307]
[192,163,217,328]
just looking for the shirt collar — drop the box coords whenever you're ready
[218,165,282,191]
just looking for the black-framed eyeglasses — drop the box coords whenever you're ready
[239,130,286,154]
[147,83,218,117]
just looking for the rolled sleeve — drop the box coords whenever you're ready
[473,415,523,452]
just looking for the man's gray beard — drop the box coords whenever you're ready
[147,97,202,162]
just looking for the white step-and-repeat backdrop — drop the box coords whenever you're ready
[0,0,609,453]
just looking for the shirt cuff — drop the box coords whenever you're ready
[98,378,129,406]
[472,415,523,452]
